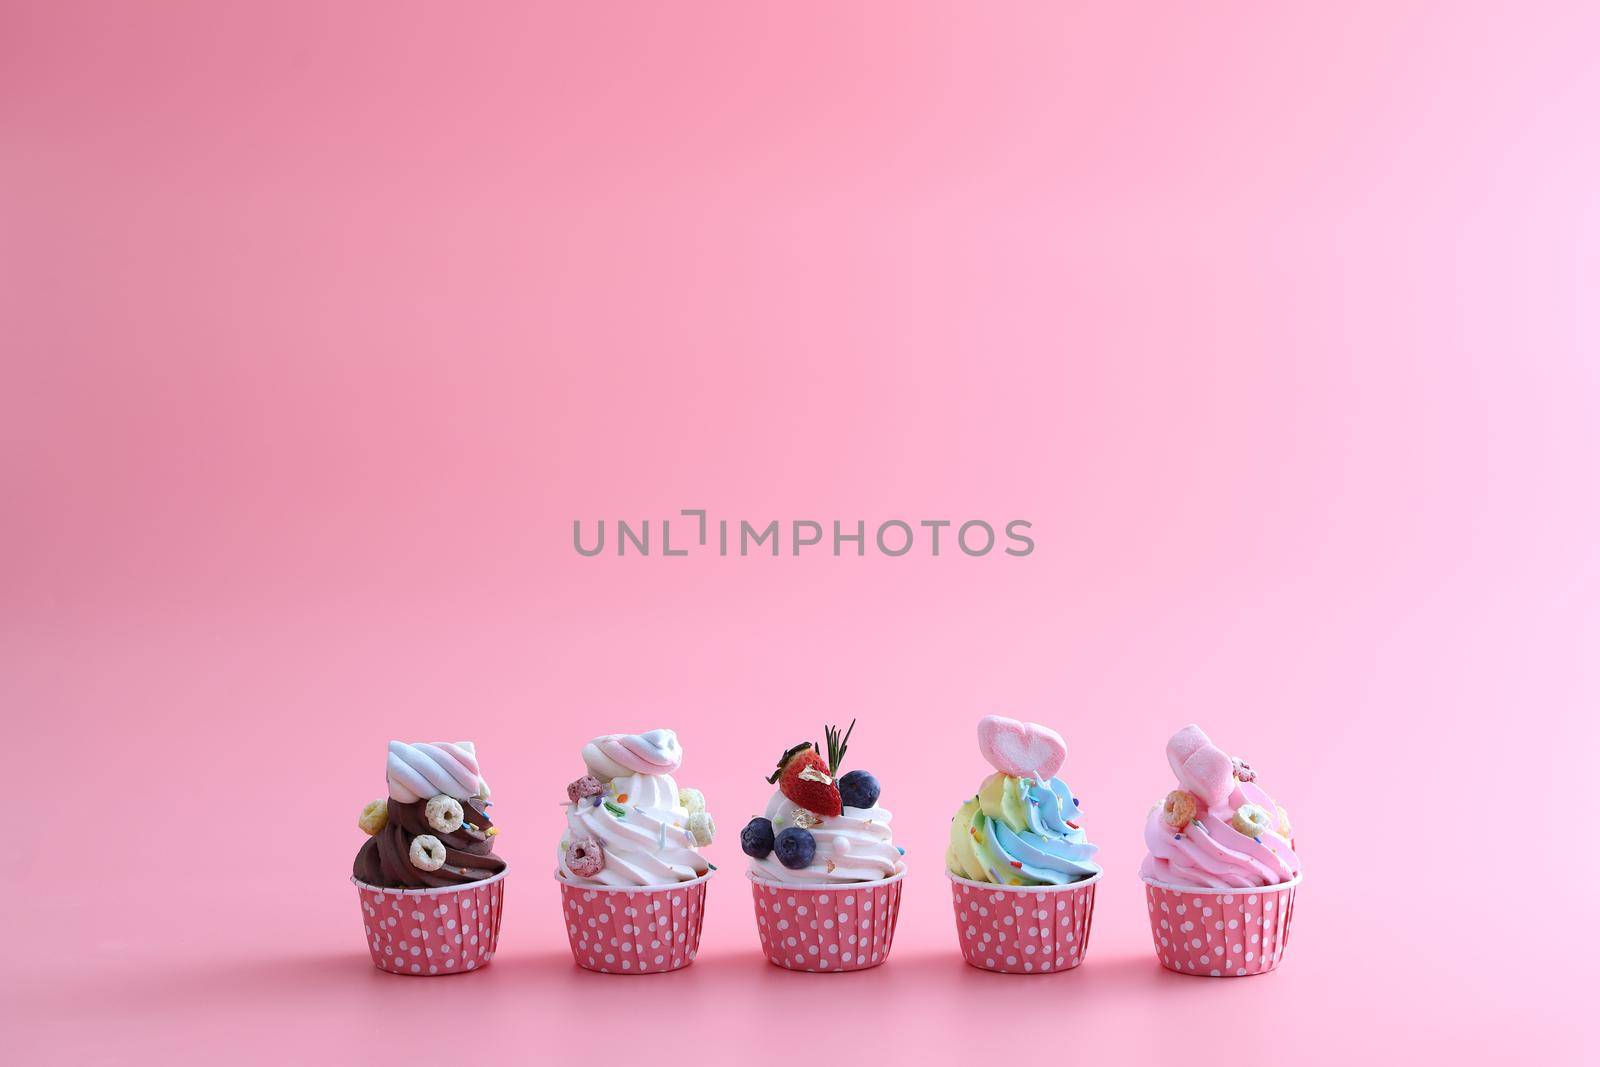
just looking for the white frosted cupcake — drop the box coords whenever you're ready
[554,729,715,973]
[739,722,906,972]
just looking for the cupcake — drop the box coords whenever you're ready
[554,729,715,973]
[351,741,508,975]
[946,715,1102,973]
[740,721,906,971]
[1140,724,1301,977]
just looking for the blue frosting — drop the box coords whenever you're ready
[977,777,1100,885]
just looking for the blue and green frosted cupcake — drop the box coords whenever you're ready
[946,715,1103,973]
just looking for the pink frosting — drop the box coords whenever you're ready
[1142,727,1300,889]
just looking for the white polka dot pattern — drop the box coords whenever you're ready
[749,871,905,972]
[1142,876,1298,977]
[947,871,1099,974]
[558,872,710,974]
[354,870,506,976]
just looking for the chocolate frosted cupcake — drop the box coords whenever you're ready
[354,741,507,888]
[351,741,508,975]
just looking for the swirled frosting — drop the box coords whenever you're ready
[1140,724,1300,889]
[558,730,710,887]
[386,741,490,803]
[947,772,1100,886]
[354,795,505,889]
[747,791,903,885]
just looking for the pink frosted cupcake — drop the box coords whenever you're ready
[554,729,716,974]
[351,741,508,976]
[740,721,906,972]
[1140,724,1301,977]
[946,715,1102,974]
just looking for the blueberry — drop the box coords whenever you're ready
[773,827,816,869]
[839,769,880,809]
[740,817,776,859]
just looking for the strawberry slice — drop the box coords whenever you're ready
[767,743,842,817]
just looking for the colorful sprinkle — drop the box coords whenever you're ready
[604,801,626,817]
[616,793,629,804]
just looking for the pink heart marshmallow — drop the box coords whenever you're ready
[977,715,1067,780]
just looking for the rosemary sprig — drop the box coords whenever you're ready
[822,719,855,775]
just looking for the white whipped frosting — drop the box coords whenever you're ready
[747,791,903,885]
[558,772,710,887]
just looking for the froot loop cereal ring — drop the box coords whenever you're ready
[1276,804,1293,839]
[687,811,715,846]
[566,775,604,803]
[1231,756,1255,783]
[425,794,465,834]
[409,834,448,872]
[680,787,706,815]
[1231,803,1275,838]
[358,798,389,836]
[564,833,605,878]
[1160,790,1197,830]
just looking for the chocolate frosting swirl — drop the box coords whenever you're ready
[353,797,506,889]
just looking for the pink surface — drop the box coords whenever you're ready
[3,2,1596,1063]
[751,872,905,972]
[558,872,709,974]
[950,872,1099,974]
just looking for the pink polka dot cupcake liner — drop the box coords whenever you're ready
[557,869,712,974]
[947,870,1101,974]
[748,868,906,972]
[353,869,507,976]
[1142,873,1299,977]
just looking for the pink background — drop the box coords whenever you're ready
[4,2,1595,1062]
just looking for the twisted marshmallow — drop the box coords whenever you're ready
[581,729,682,779]
[386,740,490,803]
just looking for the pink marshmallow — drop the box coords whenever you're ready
[1165,724,1235,808]
[977,714,1067,781]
